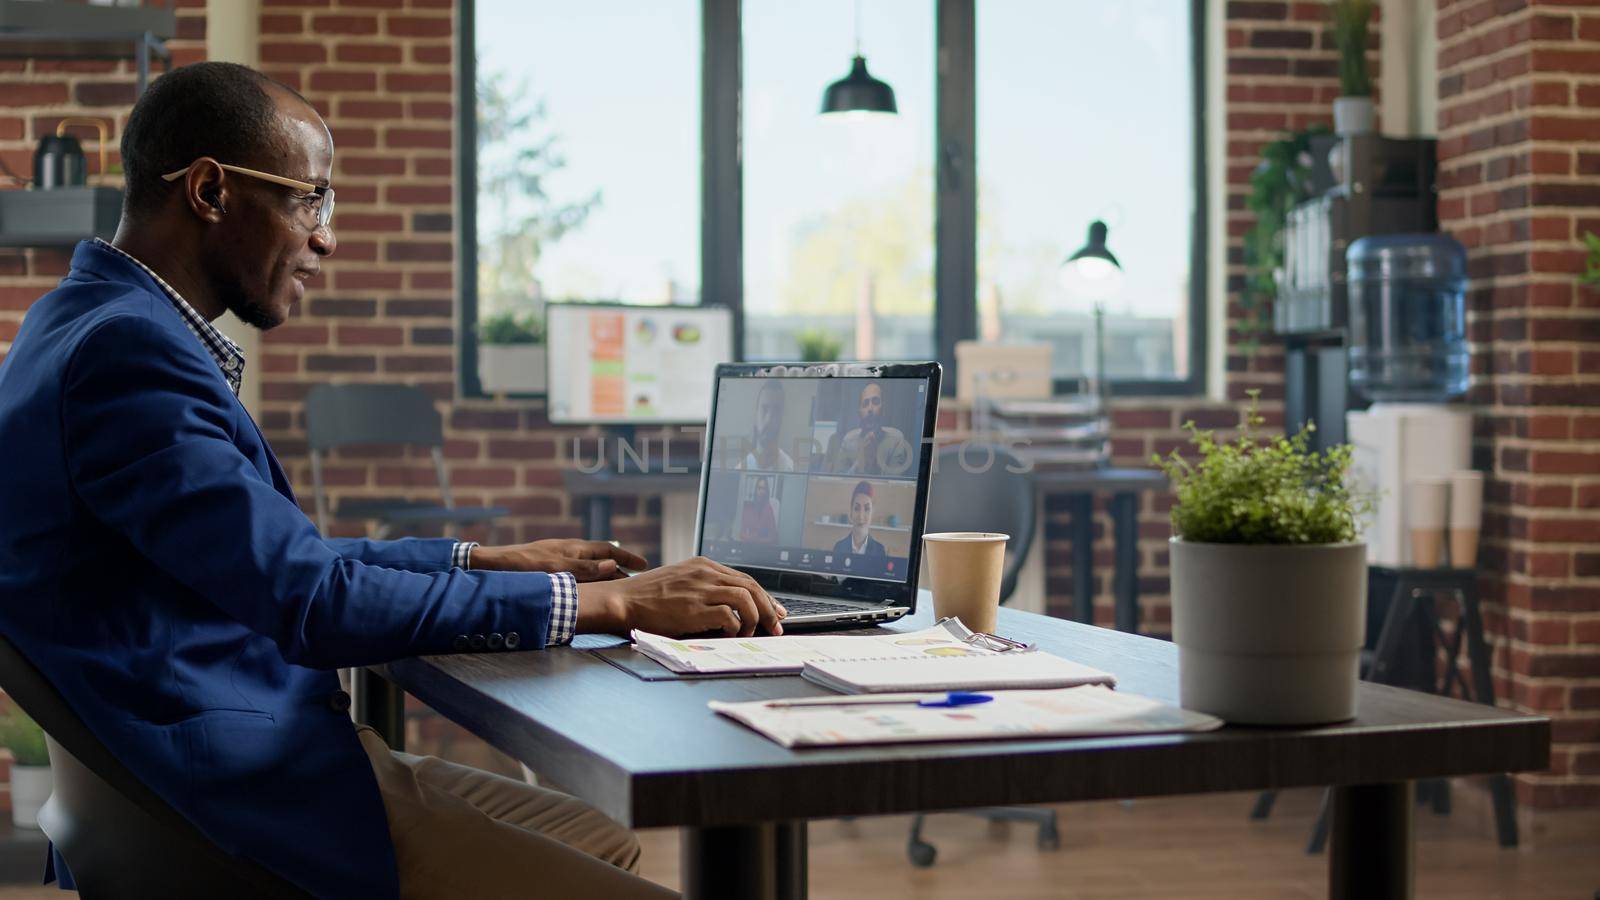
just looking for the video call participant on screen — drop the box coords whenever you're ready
[832,481,887,557]
[739,476,780,544]
[829,382,911,475]
[740,380,795,472]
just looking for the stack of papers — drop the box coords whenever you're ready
[802,652,1113,694]
[631,618,994,675]
[710,686,1223,749]
[631,618,1114,692]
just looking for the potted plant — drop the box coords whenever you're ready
[477,310,546,394]
[1154,393,1370,725]
[795,327,843,362]
[0,711,51,829]
[1331,0,1376,135]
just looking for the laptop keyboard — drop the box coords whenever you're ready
[775,597,859,617]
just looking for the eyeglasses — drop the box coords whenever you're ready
[162,161,335,230]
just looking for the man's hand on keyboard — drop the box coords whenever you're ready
[574,557,788,638]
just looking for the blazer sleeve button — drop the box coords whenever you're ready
[452,635,470,652]
[487,633,505,650]
[504,631,521,650]
[469,634,487,651]
[328,690,352,713]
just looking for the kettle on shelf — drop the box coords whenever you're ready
[33,118,110,190]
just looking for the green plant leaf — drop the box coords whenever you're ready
[1153,391,1371,545]
[0,712,49,767]
[479,310,543,345]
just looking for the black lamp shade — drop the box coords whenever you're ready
[821,55,897,115]
[1067,220,1121,270]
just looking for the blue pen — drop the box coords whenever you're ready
[765,691,994,709]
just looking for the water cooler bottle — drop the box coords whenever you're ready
[1343,234,1473,566]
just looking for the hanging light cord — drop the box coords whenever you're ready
[854,0,863,55]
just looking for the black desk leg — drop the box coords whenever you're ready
[1068,494,1094,624]
[355,667,406,752]
[1330,782,1413,900]
[583,495,614,542]
[682,822,806,900]
[1460,590,1521,847]
[1111,492,1139,634]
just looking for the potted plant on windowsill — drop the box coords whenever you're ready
[1155,393,1370,725]
[795,327,844,363]
[477,311,546,394]
[1331,0,1376,135]
[1,711,51,829]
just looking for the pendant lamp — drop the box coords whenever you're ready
[820,0,897,115]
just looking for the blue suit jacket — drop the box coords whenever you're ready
[0,241,558,898]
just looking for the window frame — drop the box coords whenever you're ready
[458,0,1208,399]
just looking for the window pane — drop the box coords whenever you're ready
[743,0,935,362]
[475,0,700,318]
[977,1,1195,381]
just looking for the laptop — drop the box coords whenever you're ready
[695,361,941,629]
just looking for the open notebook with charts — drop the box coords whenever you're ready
[631,617,1116,692]
[710,686,1223,749]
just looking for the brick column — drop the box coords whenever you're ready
[1436,0,1600,810]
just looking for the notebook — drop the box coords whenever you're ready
[801,652,1114,694]
[710,686,1222,749]
[632,617,1008,676]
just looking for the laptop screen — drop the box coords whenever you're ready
[697,365,938,598]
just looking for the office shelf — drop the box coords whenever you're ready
[0,186,122,247]
[0,0,175,94]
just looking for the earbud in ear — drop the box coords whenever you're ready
[205,192,226,214]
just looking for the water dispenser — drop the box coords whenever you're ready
[1346,234,1469,403]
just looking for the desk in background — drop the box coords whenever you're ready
[1030,467,1165,632]
[363,598,1548,900]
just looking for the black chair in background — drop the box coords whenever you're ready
[304,384,509,540]
[0,633,311,899]
[904,444,1058,867]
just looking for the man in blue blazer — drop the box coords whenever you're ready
[0,63,784,899]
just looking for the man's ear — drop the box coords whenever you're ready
[182,158,229,224]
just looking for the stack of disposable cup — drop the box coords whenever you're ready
[1406,480,1450,569]
[1450,471,1484,568]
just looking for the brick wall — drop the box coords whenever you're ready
[1434,0,1600,810]
[0,1,206,363]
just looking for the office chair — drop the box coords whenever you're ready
[905,443,1057,867]
[0,633,312,899]
[304,384,509,539]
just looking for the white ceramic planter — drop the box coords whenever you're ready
[1333,96,1375,135]
[478,344,546,395]
[10,764,51,829]
[1169,539,1367,726]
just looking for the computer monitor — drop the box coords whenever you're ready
[545,303,735,425]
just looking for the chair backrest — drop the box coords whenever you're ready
[0,634,310,900]
[303,383,445,452]
[925,444,1037,604]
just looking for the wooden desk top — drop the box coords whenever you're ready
[381,599,1548,830]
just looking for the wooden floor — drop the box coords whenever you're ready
[2,788,1594,898]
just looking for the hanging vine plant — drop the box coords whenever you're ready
[1240,124,1330,346]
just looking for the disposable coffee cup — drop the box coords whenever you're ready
[923,532,1008,635]
[1449,471,1484,568]
[1406,479,1450,569]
